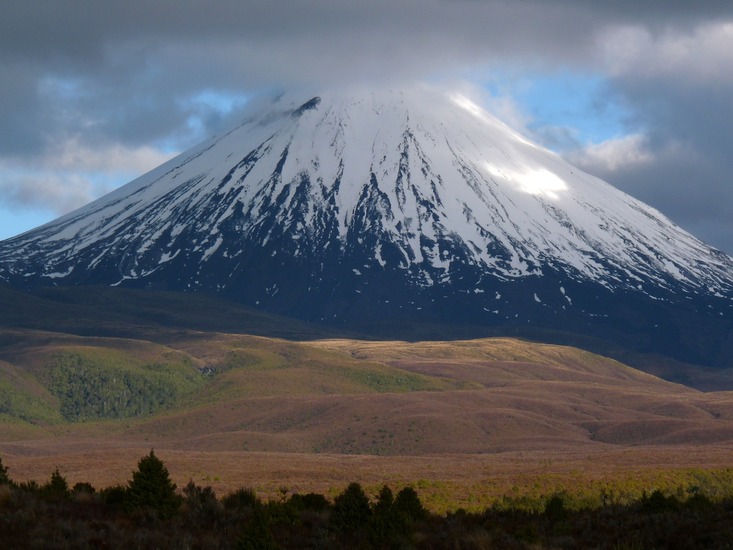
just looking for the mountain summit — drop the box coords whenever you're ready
[1,86,732,365]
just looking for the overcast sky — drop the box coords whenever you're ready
[2,1,733,253]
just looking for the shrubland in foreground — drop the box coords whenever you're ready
[2,452,733,549]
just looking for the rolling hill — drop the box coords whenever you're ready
[3,296,733,503]
[3,318,733,454]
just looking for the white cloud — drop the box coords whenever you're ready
[567,134,653,173]
[0,170,97,214]
[49,137,175,174]
[0,139,175,214]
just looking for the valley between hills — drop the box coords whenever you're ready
[2,287,733,510]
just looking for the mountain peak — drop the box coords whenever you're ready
[1,84,732,365]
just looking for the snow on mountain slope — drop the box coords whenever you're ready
[2,86,732,293]
[0,85,732,362]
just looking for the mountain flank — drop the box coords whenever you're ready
[0,86,731,369]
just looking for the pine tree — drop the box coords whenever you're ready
[41,468,70,499]
[126,450,181,519]
[331,482,371,534]
[393,486,427,523]
[370,485,402,545]
[0,455,10,485]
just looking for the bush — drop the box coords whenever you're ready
[99,484,128,511]
[640,490,680,514]
[223,487,260,511]
[72,481,96,495]
[49,351,202,421]
[183,480,220,525]
[237,503,280,550]
[544,493,568,522]
[370,485,403,545]
[288,492,329,512]
[17,480,39,493]
[126,450,181,519]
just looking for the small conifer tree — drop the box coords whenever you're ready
[370,485,403,545]
[393,486,427,523]
[331,482,371,534]
[0,455,11,485]
[41,468,70,499]
[127,449,181,519]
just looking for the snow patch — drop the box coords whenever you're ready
[201,235,224,262]
[43,267,75,279]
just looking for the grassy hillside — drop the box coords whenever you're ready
[0,329,460,429]
[0,359,60,424]
[2,325,733,458]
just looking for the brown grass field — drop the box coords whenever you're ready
[3,326,733,511]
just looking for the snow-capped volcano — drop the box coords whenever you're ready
[1,85,732,363]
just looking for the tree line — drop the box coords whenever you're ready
[2,452,733,548]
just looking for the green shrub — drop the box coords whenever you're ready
[17,480,39,493]
[223,487,260,511]
[288,492,329,512]
[544,493,568,522]
[183,480,220,525]
[370,485,406,546]
[639,489,680,514]
[237,503,280,550]
[72,481,96,495]
[685,493,713,511]
[99,483,128,511]
[0,367,60,424]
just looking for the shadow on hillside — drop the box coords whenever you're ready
[2,284,732,390]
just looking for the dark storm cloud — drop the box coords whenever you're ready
[566,18,733,253]
[0,66,45,155]
[2,1,730,144]
[1,0,733,250]
[603,84,733,253]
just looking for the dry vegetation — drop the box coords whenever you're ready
[3,326,733,516]
[3,449,733,549]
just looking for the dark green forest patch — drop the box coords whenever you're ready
[48,349,204,421]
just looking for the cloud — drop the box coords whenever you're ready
[1,0,733,251]
[599,22,733,84]
[0,140,174,214]
[2,2,730,156]
[567,134,654,172]
[1,172,98,215]
[581,18,733,253]
[567,135,733,253]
